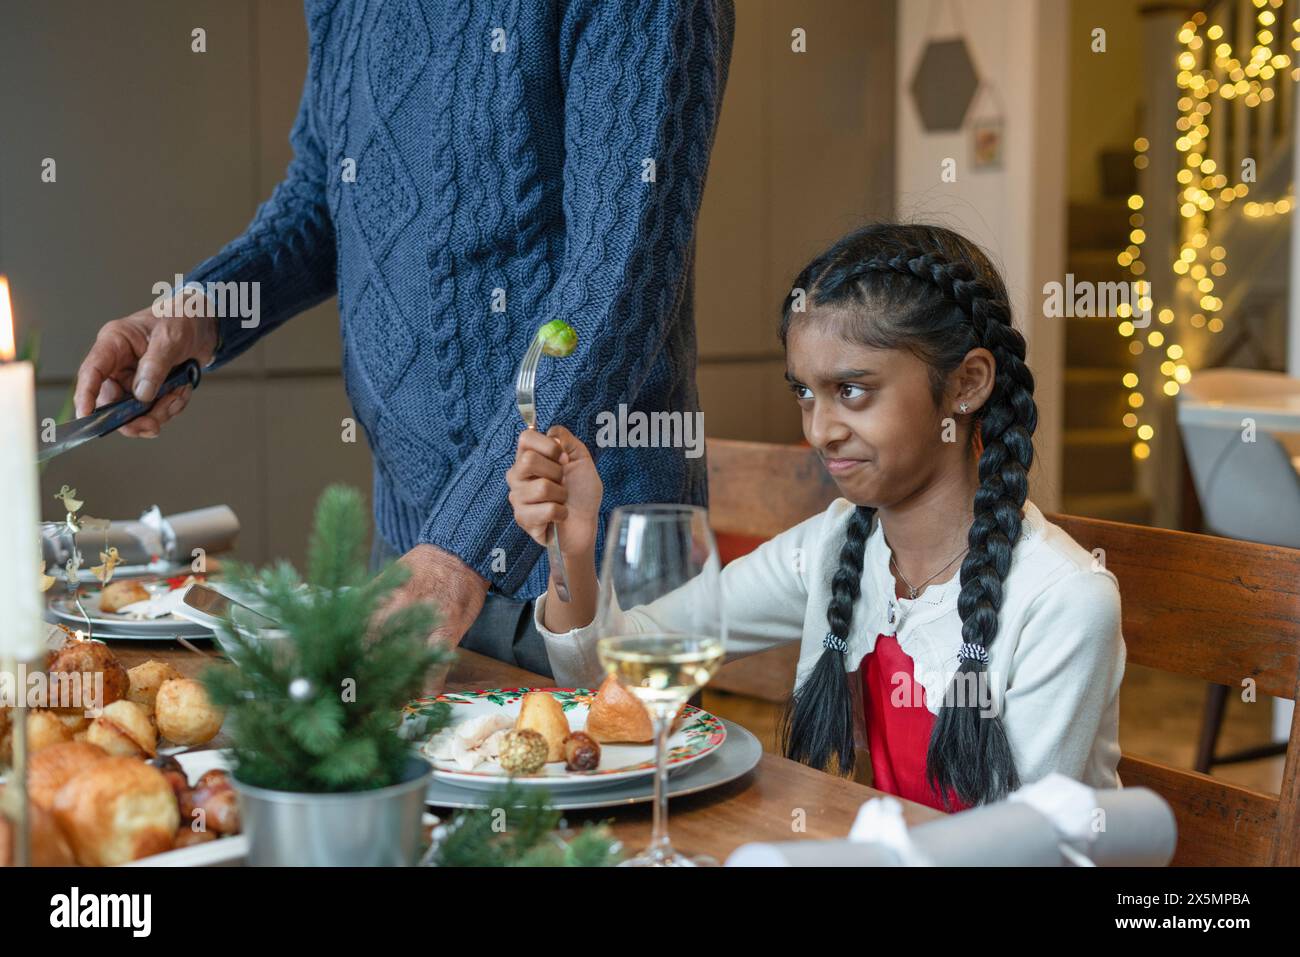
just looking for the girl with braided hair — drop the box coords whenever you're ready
[508,222,1125,812]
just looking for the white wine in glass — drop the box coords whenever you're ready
[594,505,725,868]
[597,636,725,712]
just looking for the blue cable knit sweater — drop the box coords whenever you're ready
[187,0,735,600]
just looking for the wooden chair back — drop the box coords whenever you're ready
[706,438,1300,864]
[706,438,840,539]
[706,439,837,702]
[1046,512,1300,866]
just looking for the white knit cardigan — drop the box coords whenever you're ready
[535,498,1126,793]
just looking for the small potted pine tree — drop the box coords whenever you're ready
[202,485,453,866]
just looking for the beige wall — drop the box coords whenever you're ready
[1,0,895,566]
[896,0,1068,510]
[697,0,897,443]
[1067,0,1145,204]
[2,1,367,569]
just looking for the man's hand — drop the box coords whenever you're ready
[379,544,490,692]
[74,295,218,437]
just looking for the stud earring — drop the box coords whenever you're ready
[958,402,970,413]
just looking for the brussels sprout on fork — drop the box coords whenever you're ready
[536,319,578,358]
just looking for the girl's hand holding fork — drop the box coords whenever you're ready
[506,425,602,631]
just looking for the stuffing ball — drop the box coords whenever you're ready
[497,729,548,775]
[154,679,224,747]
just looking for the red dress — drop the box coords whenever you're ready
[862,632,972,813]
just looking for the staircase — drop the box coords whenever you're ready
[1062,169,1154,524]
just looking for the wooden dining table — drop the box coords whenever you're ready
[114,639,944,863]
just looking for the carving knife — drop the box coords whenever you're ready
[37,360,201,463]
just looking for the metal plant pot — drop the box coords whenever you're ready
[232,755,432,866]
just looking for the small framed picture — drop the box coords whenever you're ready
[972,117,1003,170]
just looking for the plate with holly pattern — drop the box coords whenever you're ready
[402,687,727,791]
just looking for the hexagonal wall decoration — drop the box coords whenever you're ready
[910,38,979,132]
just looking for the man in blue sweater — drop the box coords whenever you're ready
[72,1,734,677]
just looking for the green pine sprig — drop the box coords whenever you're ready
[427,783,622,867]
[201,484,454,793]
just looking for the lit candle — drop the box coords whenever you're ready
[0,275,44,660]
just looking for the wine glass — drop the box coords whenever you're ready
[594,504,726,867]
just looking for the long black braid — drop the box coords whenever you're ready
[780,503,876,773]
[776,222,1037,807]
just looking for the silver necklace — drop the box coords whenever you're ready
[890,545,968,600]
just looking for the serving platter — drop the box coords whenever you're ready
[403,687,727,792]
[122,750,247,867]
[0,752,243,865]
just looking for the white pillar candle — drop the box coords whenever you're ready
[0,276,44,660]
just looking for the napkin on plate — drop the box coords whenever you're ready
[113,588,191,621]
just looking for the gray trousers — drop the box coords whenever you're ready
[370,536,553,679]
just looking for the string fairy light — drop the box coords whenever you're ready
[1118,1,1294,456]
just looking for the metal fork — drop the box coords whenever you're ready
[515,335,571,601]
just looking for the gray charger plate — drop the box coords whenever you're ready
[423,717,762,811]
[46,595,214,639]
